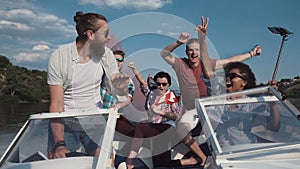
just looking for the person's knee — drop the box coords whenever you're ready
[182,135,195,147]
[176,122,191,138]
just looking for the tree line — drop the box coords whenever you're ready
[0,55,49,103]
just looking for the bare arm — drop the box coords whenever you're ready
[266,102,280,132]
[113,80,134,109]
[112,73,130,96]
[266,80,280,131]
[215,45,262,70]
[128,62,147,87]
[160,32,190,65]
[49,85,70,158]
[196,16,215,79]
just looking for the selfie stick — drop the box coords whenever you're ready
[268,26,293,81]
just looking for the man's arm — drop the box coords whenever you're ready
[160,32,190,65]
[49,85,70,158]
[128,62,147,87]
[266,102,280,132]
[266,80,281,131]
[197,16,215,79]
[49,85,64,113]
[113,79,135,109]
[215,45,262,70]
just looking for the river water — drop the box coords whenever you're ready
[0,102,49,157]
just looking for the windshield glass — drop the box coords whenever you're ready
[0,112,111,168]
[198,87,300,155]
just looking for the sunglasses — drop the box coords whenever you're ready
[116,58,124,62]
[104,29,109,38]
[226,73,246,80]
[156,82,168,87]
[84,28,109,38]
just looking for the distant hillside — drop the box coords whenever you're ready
[279,78,300,98]
[278,78,300,110]
[0,55,49,103]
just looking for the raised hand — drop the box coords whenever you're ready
[128,61,135,69]
[178,32,190,44]
[112,73,129,95]
[195,16,209,37]
[252,45,262,57]
[268,80,278,90]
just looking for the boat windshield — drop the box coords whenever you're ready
[197,86,300,155]
[0,109,117,169]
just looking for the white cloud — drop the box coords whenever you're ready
[32,45,49,51]
[0,0,37,10]
[0,8,75,40]
[0,0,76,69]
[156,29,163,34]
[8,8,34,16]
[79,0,172,10]
[0,20,30,31]
[13,52,48,63]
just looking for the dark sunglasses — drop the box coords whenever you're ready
[116,58,124,62]
[104,29,109,38]
[156,82,168,87]
[226,73,246,80]
[84,28,109,38]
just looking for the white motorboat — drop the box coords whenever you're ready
[1,86,300,169]
[196,86,300,168]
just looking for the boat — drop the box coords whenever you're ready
[1,86,300,169]
[196,86,300,168]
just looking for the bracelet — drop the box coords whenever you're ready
[48,140,66,158]
[248,51,253,58]
[53,141,66,151]
[176,40,183,45]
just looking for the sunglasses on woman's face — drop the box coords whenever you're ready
[226,73,246,80]
[116,58,124,62]
[156,82,168,87]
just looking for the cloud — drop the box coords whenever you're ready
[0,0,37,10]
[13,51,49,63]
[11,51,50,70]
[0,0,76,70]
[0,8,75,41]
[79,0,172,10]
[0,20,30,31]
[32,45,49,51]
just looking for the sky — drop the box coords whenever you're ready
[1,0,300,84]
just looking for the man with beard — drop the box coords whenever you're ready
[47,11,128,159]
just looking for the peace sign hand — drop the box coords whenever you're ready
[195,16,209,37]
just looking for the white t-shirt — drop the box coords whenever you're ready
[64,57,104,111]
[48,42,120,112]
